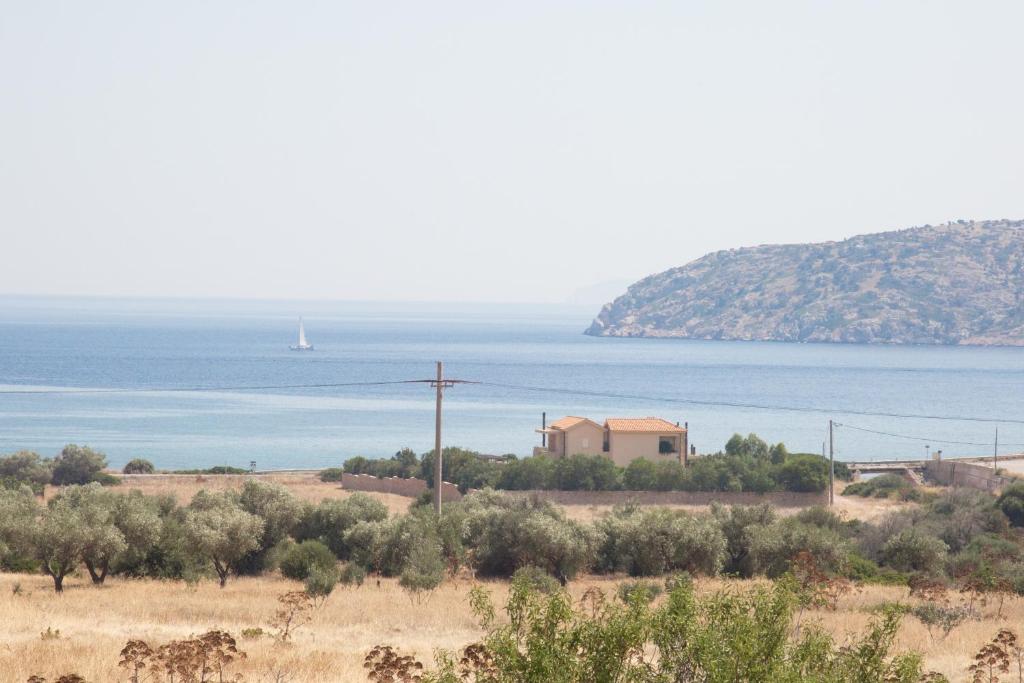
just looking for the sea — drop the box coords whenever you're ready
[0,296,1022,471]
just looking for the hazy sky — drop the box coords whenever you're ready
[2,2,1023,303]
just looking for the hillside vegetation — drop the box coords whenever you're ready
[587,219,1024,345]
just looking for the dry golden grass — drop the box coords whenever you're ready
[77,472,911,524]
[559,483,911,524]
[1,571,1020,682]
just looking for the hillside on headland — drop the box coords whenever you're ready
[587,219,1024,345]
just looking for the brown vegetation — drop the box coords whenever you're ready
[1,572,1022,681]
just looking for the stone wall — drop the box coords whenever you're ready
[498,489,828,507]
[340,473,462,502]
[924,460,1015,493]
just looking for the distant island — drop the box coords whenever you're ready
[586,219,1024,345]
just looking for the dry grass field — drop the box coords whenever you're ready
[89,472,911,524]
[0,571,1020,682]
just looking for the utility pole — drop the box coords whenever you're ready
[414,362,474,516]
[433,361,444,515]
[994,426,999,472]
[828,420,835,507]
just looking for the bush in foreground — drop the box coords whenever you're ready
[378,572,932,683]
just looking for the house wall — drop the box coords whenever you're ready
[564,422,605,457]
[607,432,681,467]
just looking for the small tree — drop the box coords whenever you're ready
[51,445,107,486]
[0,450,53,495]
[122,459,155,474]
[399,542,445,603]
[183,491,264,587]
[280,539,336,581]
[26,496,90,592]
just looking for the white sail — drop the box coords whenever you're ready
[291,317,313,350]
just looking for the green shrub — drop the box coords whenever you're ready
[997,482,1024,527]
[422,570,925,682]
[511,565,561,595]
[748,517,850,578]
[595,507,726,577]
[843,474,917,500]
[0,451,53,494]
[460,491,596,582]
[304,565,338,601]
[881,529,948,573]
[844,553,910,586]
[319,467,345,482]
[90,471,122,486]
[171,465,249,474]
[616,579,662,604]
[295,493,389,559]
[279,539,336,581]
[339,562,367,588]
[51,445,107,486]
[711,503,777,577]
[122,459,155,474]
[774,454,828,492]
[399,542,445,600]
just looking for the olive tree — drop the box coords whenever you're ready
[184,490,264,587]
[51,444,107,486]
[26,496,90,592]
[295,493,389,559]
[238,480,302,549]
[0,450,53,494]
[55,484,162,583]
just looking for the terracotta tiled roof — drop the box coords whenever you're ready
[605,417,685,433]
[549,416,596,430]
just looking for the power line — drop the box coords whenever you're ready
[0,375,1022,430]
[477,380,1024,426]
[833,421,1024,447]
[0,380,425,395]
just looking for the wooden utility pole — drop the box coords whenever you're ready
[828,420,835,507]
[433,362,444,515]
[419,361,472,516]
[994,426,999,472]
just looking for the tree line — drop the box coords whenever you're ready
[336,433,852,494]
[2,469,1023,600]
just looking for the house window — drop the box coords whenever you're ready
[659,436,677,454]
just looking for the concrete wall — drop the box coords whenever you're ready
[501,489,827,507]
[924,460,1015,493]
[340,473,462,501]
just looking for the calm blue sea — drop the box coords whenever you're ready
[0,296,1022,470]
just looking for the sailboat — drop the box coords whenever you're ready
[290,317,314,351]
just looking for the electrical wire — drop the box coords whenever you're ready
[0,380,426,395]
[0,376,1022,432]
[833,421,1024,448]
[476,380,1024,426]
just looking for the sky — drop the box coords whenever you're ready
[2,1,1023,304]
